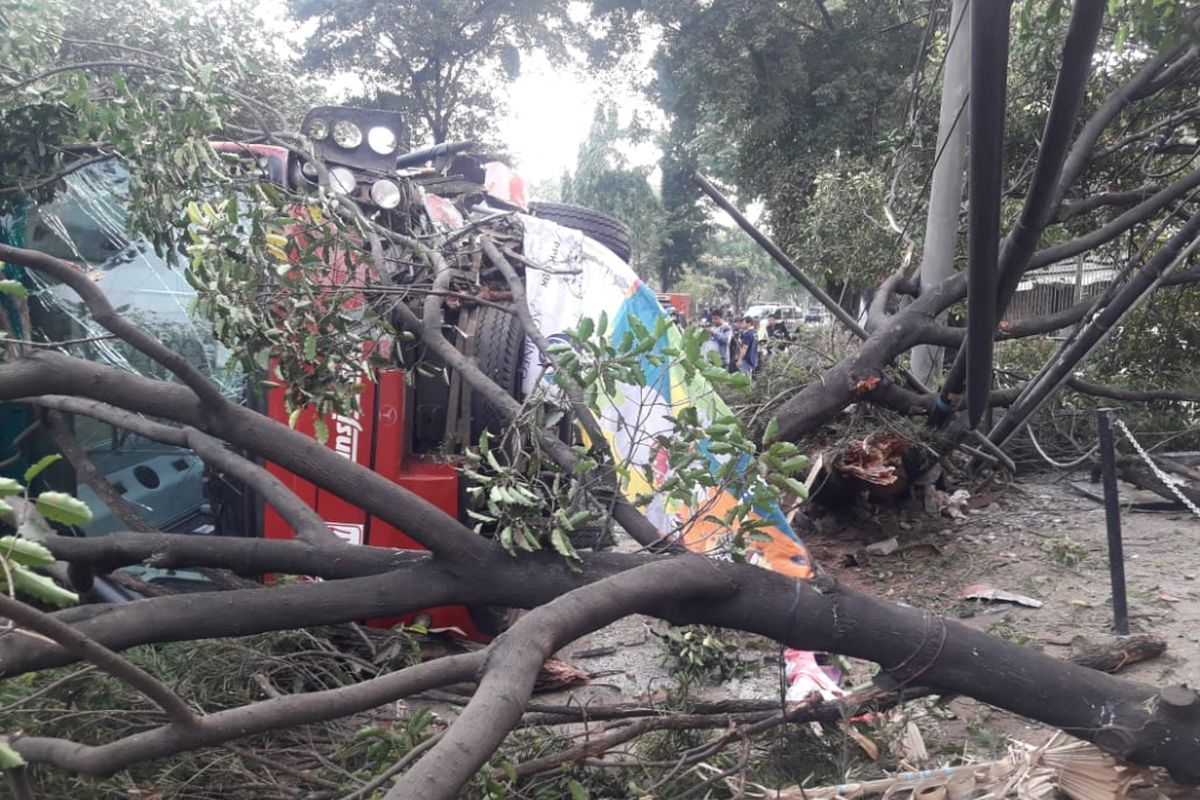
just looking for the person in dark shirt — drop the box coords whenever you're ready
[736,316,759,376]
[766,312,792,342]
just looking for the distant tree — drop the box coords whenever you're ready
[797,160,897,313]
[590,0,925,255]
[289,0,578,145]
[561,103,664,280]
[653,50,711,291]
[696,227,798,312]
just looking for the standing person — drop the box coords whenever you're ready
[707,309,733,370]
[738,316,759,377]
[766,312,792,342]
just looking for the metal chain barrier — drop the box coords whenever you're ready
[1114,417,1200,520]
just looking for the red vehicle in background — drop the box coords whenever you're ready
[657,292,692,323]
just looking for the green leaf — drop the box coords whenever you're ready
[762,417,779,447]
[5,563,79,607]
[313,418,329,445]
[186,201,204,226]
[596,310,608,337]
[23,454,62,484]
[576,316,594,341]
[779,455,811,473]
[0,280,28,299]
[778,475,809,499]
[0,738,25,769]
[567,780,589,800]
[0,535,54,567]
[34,491,93,526]
[304,334,317,362]
[0,477,23,496]
[550,528,579,561]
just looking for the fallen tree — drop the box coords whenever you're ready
[3,1,1200,797]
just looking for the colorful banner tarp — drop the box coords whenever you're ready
[519,215,813,581]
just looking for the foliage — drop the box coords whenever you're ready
[289,0,579,145]
[655,624,751,691]
[593,0,927,264]
[1,0,403,422]
[461,426,592,565]
[183,193,386,424]
[798,160,896,297]
[0,0,312,216]
[53,0,319,124]
[0,456,94,607]
[549,313,810,557]
[1095,285,1200,403]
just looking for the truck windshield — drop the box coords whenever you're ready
[17,159,239,534]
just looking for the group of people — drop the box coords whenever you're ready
[700,310,792,378]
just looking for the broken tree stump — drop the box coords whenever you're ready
[1069,634,1167,674]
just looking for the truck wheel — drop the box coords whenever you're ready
[470,304,525,443]
[528,202,633,263]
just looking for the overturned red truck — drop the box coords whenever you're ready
[2,105,636,636]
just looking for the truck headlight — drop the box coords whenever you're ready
[370,179,402,209]
[306,118,329,140]
[332,120,362,149]
[329,167,356,194]
[368,126,398,155]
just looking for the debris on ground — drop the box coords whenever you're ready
[778,733,1182,799]
[960,583,1044,609]
[1067,634,1167,674]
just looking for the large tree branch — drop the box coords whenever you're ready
[13,650,481,776]
[388,556,733,799]
[42,531,409,580]
[1066,376,1200,403]
[0,350,490,563]
[0,243,226,408]
[31,395,336,545]
[1031,166,1200,269]
[0,561,462,675]
[0,593,194,725]
[5,542,1200,781]
[1054,38,1199,207]
[1054,186,1164,222]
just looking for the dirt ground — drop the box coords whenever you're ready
[528,470,1200,787]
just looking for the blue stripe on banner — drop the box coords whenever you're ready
[608,284,804,548]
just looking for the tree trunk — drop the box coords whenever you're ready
[911,0,969,387]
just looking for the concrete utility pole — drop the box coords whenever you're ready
[911,0,970,387]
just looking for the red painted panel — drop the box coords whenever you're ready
[262,368,484,640]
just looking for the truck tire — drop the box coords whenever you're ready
[470,304,525,443]
[528,202,633,263]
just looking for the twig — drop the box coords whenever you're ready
[337,731,445,800]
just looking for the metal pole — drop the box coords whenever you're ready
[1097,408,1129,635]
[691,171,931,394]
[691,171,867,339]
